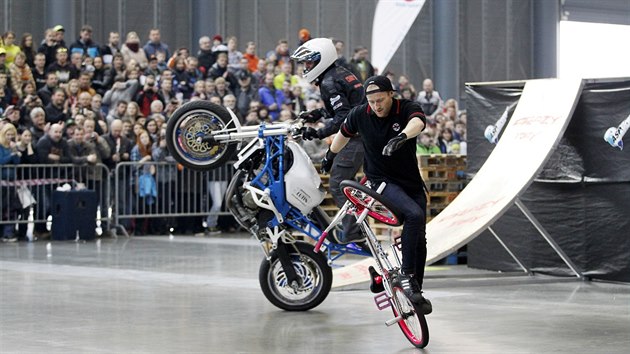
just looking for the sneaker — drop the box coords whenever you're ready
[1,237,17,243]
[33,231,51,240]
[392,272,424,304]
[419,296,433,315]
[331,231,366,245]
[195,227,222,237]
[206,227,222,236]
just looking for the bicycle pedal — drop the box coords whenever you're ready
[369,266,385,293]
[385,314,403,327]
[374,291,391,311]
[392,235,402,251]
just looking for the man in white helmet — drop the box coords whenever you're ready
[291,37,366,244]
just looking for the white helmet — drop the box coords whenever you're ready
[291,38,337,83]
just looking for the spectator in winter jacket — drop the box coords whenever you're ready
[143,29,170,61]
[68,25,100,58]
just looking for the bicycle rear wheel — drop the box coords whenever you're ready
[391,286,429,348]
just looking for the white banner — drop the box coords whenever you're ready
[371,0,425,72]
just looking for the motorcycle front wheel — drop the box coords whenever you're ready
[165,100,238,171]
[259,241,333,311]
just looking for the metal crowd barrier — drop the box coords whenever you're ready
[113,161,234,236]
[1,161,234,239]
[0,163,111,237]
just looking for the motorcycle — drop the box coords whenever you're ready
[165,101,369,311]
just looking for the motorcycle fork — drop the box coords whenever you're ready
[275,241,301,289]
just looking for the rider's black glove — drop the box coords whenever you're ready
[382,133,407,156]
[320,149,337,174]
[298,109,324,123]
[302,127,324,141]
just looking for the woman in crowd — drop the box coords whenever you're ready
[19,33,36,67]
[130,129,157,235]
[151,126,178,234]
[1,31,21,66]
[171,56,193,100]
[90,56,108,96]
[15,127,37,240]
[65,79,80,109]
[121,31,148,70]
[9,52,35,99]
[257,106,270,122]
[0,124,21,242]
[144,117,159,142]
[212,77,232,101]
[125,101,144,123]
[437,128,457,154]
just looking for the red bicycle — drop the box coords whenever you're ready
[316,179,429,348]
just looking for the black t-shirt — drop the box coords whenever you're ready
[341,98,426,193]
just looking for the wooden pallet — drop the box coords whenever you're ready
[426,180,466,192]
[418,154,466,169]
[420,167,465,182]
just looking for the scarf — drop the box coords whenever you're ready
[126,42,139,52]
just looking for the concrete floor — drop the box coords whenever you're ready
[1,234,628,354]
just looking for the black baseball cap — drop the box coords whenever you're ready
[238,71,251,81]
[364,75,394,95]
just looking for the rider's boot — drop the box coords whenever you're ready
[368,266,385,293]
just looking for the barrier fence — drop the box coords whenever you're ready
[0,162,234,239]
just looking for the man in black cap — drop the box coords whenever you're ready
[234,71,258,117]
[322,75,432,314]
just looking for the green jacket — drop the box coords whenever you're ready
[416,144,442,155]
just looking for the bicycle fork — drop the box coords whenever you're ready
[358,220,407,327]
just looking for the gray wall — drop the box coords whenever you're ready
[8,0,624,106]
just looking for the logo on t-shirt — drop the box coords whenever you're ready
[392,123,401,132]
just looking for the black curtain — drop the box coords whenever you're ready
[466,79,630,283]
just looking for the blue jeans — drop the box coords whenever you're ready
[381,182,427,288]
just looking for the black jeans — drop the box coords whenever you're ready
[381,182,427,288]
[329,137,364,241]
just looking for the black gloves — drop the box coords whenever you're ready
[298,109,324,123]
[302,127,324,141]
[382,133,407,156]
[320,149,337,174]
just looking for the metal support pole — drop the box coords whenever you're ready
[191,0,219,54]
[47,0,74,33]
[433,0,460,102]
[533,0,559,78]
[488,226,531,275]
[515,198,583,279]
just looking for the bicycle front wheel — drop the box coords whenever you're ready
[391,286,429,348]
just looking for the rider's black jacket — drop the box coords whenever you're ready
[315,65,366,138]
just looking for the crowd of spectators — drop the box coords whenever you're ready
[0,25,467,241]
